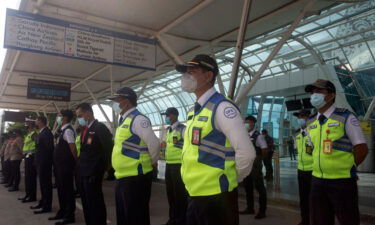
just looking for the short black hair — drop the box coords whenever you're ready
[76,103,93,113]
[37,116,47,125]
[245,115,257,123]
[261,129,268,134]
[60,109,74,122]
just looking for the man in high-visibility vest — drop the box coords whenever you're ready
[176,54,255,225]
[108,87,160,225]
[160,107,187,225]
[292,109,313,225]
[19,121,38,203]
[305,79,368,225]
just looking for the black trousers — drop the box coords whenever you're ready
[289,147,296,160]
[80,174,107,225]
[37,164,53,210]
[115,172,153,225]
[9,160,21,188]
[298,170,312,225]
[24,154,37,199]
[243,157,267,213]
[2,159,11,183]
[186,188,239,225]
[263,151,274,179]
[55,164,76,220]
[310,177,359,225]
[165,164,188,225]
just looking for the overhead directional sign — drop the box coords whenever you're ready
[4,8,156,70]
[27,79,71,102]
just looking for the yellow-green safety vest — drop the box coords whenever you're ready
[181,92,238,197]
[295,130,313,171]
[112,109,152,179]
[75,135,81,157]
[306,108,355,179]
[23,130,37,153]
[165,123,185,164]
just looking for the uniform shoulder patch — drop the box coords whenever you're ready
[140,120,150,128]
[224,107,237,119]
[350,117,360,126]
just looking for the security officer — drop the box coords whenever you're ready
[49,110,77,224]
[108,87,160,225]
[75,103,113,225]
[176,54,255,225]
[32,116,54,214]
[305,79,368,225]
[293,109,313,225]
[240,115,268,219]
[19,121,38,203]
[160,107,187,225]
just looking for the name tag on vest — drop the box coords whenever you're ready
[121,125,129,128]
[198,116,208,122]
[328,122,340,127]
[191,127,201,145]
[308,125,317,129]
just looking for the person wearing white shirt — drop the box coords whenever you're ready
[240,115,268,220]
[160,107,188,225]
[305,79,368,225]
[176,54,255,225]
[293,109,313,225]
[108,87,160,225]
[50,110,77,224]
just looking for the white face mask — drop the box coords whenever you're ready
[310,93,326,109]
[297,119,306,127]
[56,116,62,125]
[181,73,197,93]
[112,102,122,114]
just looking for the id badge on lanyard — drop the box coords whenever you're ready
[323,129,332,154]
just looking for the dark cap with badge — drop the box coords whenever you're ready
[161,107,179,116]
[175,54,219,76]
[107,87,137,103]
[293,109,311,118]
[305,79,336,94]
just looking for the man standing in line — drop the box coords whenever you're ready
[108,87,160,225]
[305,79,368,225]
[160,107,188,225]
[19,121,38,203]
[49,110,78,225]
[240,115,268,219]
[261,129,274,181]
[75,103,113,225]
[176,54,255,225]
[32,116,54,214]
[293,109,313,225]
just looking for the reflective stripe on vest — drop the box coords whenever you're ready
[165,123,185,164]
[296,131,313,171]
[112,109,152,179]
[23,131,37,153]
[306,108,355,179]
[181,92,238,197]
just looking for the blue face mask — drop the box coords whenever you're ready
[77,117,87,126]
[297,119,306,127]
[310,93,326,109]
[165,117,171,124]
